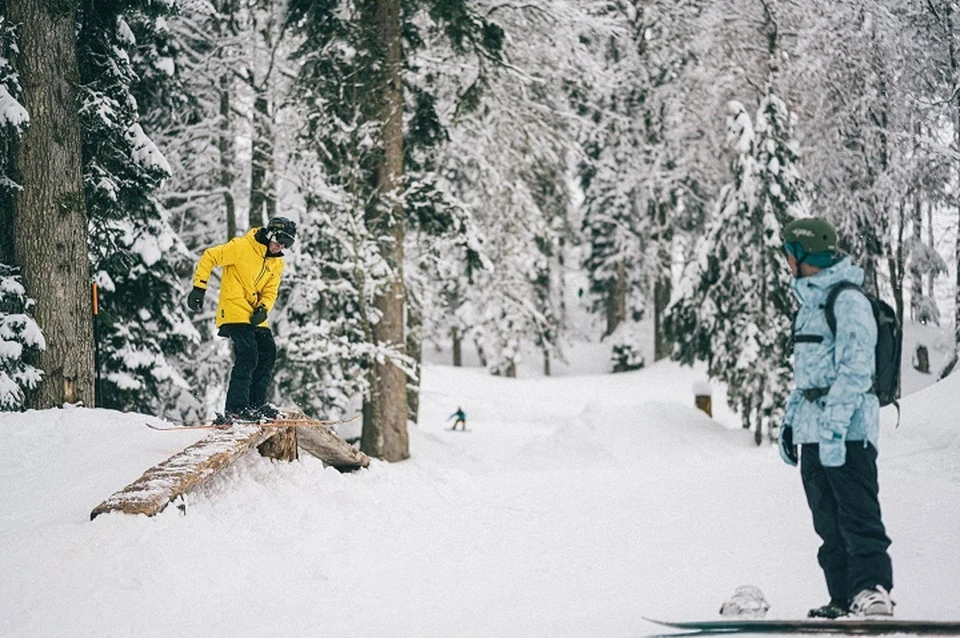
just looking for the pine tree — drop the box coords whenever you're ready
[77,2,198,412]
[0,264,44,410]
[667,95,803,443]
[283,0,503,458]
[578,0,713,367]
[423,2,592,377]
[0,13,28,264]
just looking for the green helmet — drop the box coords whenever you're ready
[782,217,838,266]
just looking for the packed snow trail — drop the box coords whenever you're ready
[2,361,960,637]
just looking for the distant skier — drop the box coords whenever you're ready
[186,217,297,423]
[448,407,467,431]
[779,218,894,618]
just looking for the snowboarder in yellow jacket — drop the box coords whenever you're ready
[186,217,297,422]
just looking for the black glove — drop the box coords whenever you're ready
[778,426,798,466]
[187,286,205,312]
[250,305,268,325]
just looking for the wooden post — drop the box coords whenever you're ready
[258,427,298,461]
[695,394,712,418]
[694,381,713,418]
[915,345,930,374]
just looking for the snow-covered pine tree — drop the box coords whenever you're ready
[282,0,405,456]
[666,94,803,443]
[77,3,198,412]
[422,1,599,377]
[794,4,911,304]
[0,13,28,263]
[578,0,713,368]
[153,0,246,249]
[282,0,504,455]
[0,265,44,410]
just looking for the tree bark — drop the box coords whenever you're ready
[911,122,926,323]
[218,74,236,239]
[8,0,95,408]
[654,274,672,361]
[451,326,462,367]
[214,0,238,239]
[606,260,627,337]
[406,295,422,424]
[249,87,276,225]
[360,0,408,461]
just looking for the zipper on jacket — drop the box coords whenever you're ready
[254,256,269,288]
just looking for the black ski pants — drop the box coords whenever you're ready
[220,324,277,413]
[800,442,893,603]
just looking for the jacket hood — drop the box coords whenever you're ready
[791,256,864,304]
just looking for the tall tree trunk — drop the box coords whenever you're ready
[8,0,95,408]
[911,122,926,323]
[360,0,408,461]
[451,326,462,367]
[249,1,277,225]
[214,0,237,239]
[218,73,236,239]
[888,203,906,325]
[948,1,960,367]
[927,203,937,319]
[653,201,673,362]
[406,293,422,425]
[654,274,671,361]
[249,87,275,225]
[606,260,627,337]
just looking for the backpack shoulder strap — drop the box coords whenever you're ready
[824,281,863,335]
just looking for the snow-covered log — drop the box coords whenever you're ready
[297,426,369,471]
[90,424,275,519]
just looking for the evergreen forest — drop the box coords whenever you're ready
[2,0,958,457]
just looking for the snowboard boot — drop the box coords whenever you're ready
[808,600,850,619]
[850,586,894,618]
[253,402,282,420]
[215,406,264,425]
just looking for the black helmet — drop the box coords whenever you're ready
[265,216,297,248]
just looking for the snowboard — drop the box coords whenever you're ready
[146,414,359,431]
[643,617,960,635]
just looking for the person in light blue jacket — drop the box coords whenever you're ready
[779,218,893,619]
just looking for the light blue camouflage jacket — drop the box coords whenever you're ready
[782,257,880,467]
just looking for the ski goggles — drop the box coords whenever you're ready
[269,230,296,249]
[783,241,806,261]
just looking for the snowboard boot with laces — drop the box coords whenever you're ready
[808,600,850,619]
[850,585,894,618]
[253,402,281,420]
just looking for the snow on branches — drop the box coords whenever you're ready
[0,265,44,411]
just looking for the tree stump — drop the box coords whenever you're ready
[258,427,298,461]
[695,394,712,418]
[915,344,930,374]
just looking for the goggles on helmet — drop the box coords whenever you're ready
[269,230,295,249]
[783,241,805,261]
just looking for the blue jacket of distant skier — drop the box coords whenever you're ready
[782,257,880,467]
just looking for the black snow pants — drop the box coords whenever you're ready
[800,442,893,604]
[220,324,277,413]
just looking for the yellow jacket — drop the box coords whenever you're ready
[192,228,285,327]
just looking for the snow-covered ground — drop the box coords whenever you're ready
[2,351,960,637]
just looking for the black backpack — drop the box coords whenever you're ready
[824,282,902,409]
